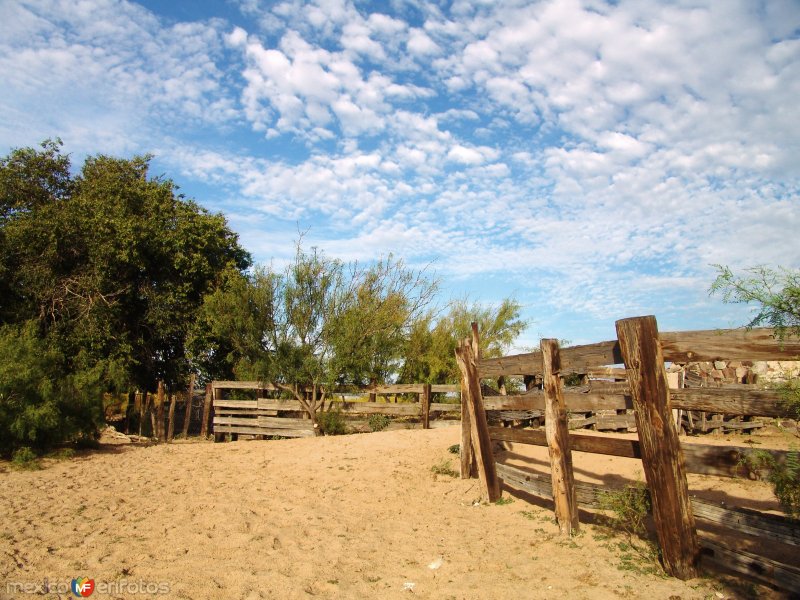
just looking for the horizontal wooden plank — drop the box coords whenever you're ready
[214,399,260,410]
[660,327,800,362]
[213,416,259,427]
[484,392,631,412]
[257,416,312,429]
[485,387,790,418]
[372,384,424,394]
[479,340,622,377]
[258,399,304,411]
[330,401,420,416]
[671,388,789,418]
[489,427,788,479]
[213,424,313,438]
[212,381,277,390]
[691,497,800,547]
[700,537,800,593]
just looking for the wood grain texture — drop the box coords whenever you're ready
[541,339,579,535]
[200,383,213,438]
[616,316,699,579]
[455,333,500,501]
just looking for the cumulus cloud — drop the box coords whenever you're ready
[2,0,798,343]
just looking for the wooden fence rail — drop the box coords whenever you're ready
[210,382,462,440]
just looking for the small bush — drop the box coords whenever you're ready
[447,444,460,454]
[47,448,76,460]
[743,448,800,519]
[368,413,391,432]
[317,409,347,436]
[11,447,41,470]
[430,458,458,478]
[598,481,651,540]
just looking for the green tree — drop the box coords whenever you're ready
[398,298,527,384]
[190,245,438,429]
[0,140,250,451]
[710,264,800,341]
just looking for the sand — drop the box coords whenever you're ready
[0,426,793,599]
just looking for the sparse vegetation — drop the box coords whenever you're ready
[742,449,800,520]
[447,443,460,454]
[430,458,458,478]
[597,481,662,573]
[367,413,391,432]
[11,447,40,470]
[317,409,347,436]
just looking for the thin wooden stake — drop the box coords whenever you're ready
[455,325,500,502]
[200,383,213,439]
[460,383,475,478]
[182,373,195,439]
[541,339,579,535]
[167,391,177,442]
[616,316,699,580]
[156,381,166,442]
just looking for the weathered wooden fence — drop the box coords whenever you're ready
[457,317,800,591]
[210,382,462,439]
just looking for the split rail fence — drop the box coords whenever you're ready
[208,383,462,439]
[456,317,800,592]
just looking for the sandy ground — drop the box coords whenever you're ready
[0,426,794,600]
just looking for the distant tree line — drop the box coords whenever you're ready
[0,140,526,453]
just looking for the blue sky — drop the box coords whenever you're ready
[2,0,799,349]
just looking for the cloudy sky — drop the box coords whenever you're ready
[2,0,799,347]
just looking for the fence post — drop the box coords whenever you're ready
[138,392,146,437]
[167,389,177,442]
[156,381,166,441]
[454,324,500,502]
[541,339,579,535]
[200,382,213,439]
[616,316,699,579]
[182,373,195,438]
[421,384,431,429]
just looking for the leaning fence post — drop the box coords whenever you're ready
[541,339,579,535]
[200,383,213,439]
[454,324,500,502]
[616,316,699,579]
[167,389,177,442]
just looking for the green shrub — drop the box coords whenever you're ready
[367,413,391,432]
[430,458,458,478]
[743,449,800,520]
[598,480,651,540]
[0,322,106,456]
[447,444,460,454]
[317,409,347,436]
[11,447,41,470]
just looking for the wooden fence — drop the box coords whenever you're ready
[457,317,800,591]
[209,382,462,439]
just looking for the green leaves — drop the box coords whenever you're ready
[710,264,800,341]
[0,140,251,451]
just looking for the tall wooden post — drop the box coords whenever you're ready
[616,316,699,579]
[454,324,500,502]
[200,383,213,439]
[182,374,195,438]
[421,384,431,429]
[156,381,166,442]
[541,339,579,535]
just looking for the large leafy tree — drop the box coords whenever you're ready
[0,139,250,450]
